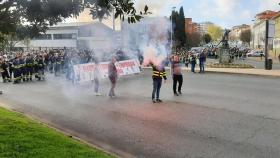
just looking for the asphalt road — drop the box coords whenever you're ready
[1,70,280,158]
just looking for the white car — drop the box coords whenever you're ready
[247,50,264,57]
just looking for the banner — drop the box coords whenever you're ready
[73,59,140,83]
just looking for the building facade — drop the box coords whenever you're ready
[197,22,214,35]
[251,10,277,50]
[16,22,120,51]
[230,24,250,41]
[185,18,198,34]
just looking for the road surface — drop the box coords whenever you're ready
[1,70,280,158]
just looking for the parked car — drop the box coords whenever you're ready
[247,50,264,57]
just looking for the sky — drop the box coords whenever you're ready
[135,0,280,28]
[67,0,280,29]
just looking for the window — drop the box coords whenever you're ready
[33,34,52,40]
[53,34,77,40]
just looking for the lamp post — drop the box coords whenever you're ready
[171,7,176,52]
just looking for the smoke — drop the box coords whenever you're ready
[119,17,171,67]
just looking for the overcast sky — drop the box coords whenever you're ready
[136,0,280,28]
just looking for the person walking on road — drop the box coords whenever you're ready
[171,55,183,96]
[93,58,101,96]
[199,51,206,73]
[151,63,167,103]
[108,56,118,98]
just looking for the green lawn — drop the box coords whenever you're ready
[0,107,114,158]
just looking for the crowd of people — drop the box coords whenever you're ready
[0,49,102,84]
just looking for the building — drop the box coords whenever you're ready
[273,13,280,58]
[16,22,120,51]
[255,10,278,22]
[197,22,214,35]
[251,10,277,50]
[185,18,198,34]
[230,24,251,41]
[251,20,275,50]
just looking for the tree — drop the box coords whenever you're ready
[170,6,186,48]
[240,29,251,45]
[186,32,202,48]
[0,0,150,39]
[203,33,212,44]
[207,25,223,41]
[177,7,186,47]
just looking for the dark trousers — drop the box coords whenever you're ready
[199,61,205,73]
[13,69,21,82]
[54,64,61,76]
[109,76,117,97]
[173,74,183,94]
[94,78,99,93]
[152,79,162,100]
[2,70,11,82]
[191,63,196,72]
[21,67,27,81]
[26,67,33,80]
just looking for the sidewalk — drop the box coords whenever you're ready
[202,68,280,78]
[143,67,280,78]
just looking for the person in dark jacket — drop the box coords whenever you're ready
[25,54,34,81]
[34,55,45,80]
[199,51,206,73]
[54,53,61,76]
[108,56,118,98]
[190,54,196,73]
[12,55,22,84]
[0,57,11,83]
[151,63,167,103]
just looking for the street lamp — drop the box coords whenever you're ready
[171,7,176,52]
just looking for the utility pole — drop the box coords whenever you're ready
[112,8,115,31]
[264,20,269,69]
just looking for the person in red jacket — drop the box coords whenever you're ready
[108,56,118,98]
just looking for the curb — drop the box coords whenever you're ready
[142,67,280,78]
[203,70,280,79]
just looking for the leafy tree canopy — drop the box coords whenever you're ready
[0,0,150,39]
[207,25,223,41]
[203,33,212,44]
[240,29,251,44]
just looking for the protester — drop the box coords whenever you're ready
[93,58,101,96]
[108,55,118,98]
[171,55,183,96]
[0,56,11,83]
[151,62,167,103]
[54,53,61,76]
[190,54,196,73]
[199,51,206,73]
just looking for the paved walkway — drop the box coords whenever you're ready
[145,67,280,78]
[203,68,280,77]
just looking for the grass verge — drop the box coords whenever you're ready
[0,107,114,158]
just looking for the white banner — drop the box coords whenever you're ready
[73,59,140,83]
